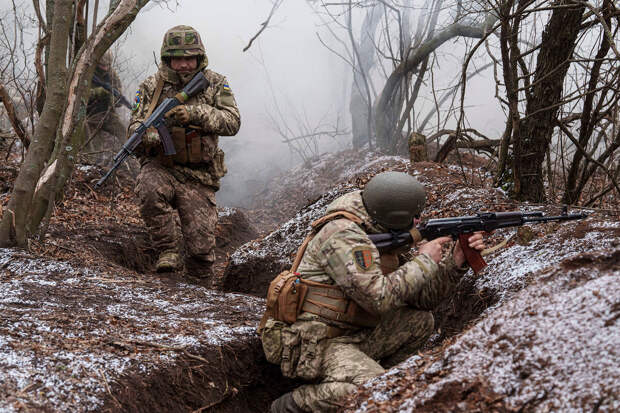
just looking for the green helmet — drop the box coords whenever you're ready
[161,25,205,59]
[362,172,426,230]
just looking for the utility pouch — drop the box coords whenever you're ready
[278,273,308,324]
[261,318,287,365]
[259,270,308,333]
[171,127,188,164]
[295,321,330,380]
[187,130,201,164]
[212,148,227,178]
[280,327,301,378]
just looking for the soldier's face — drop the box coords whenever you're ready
[170,56,198,73]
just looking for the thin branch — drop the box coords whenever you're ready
[243,0,284,52]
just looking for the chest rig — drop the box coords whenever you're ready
[144,74,210,166]
[258,211,404,333]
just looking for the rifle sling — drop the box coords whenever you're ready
[290,211,363,273]
[144,75,165,120]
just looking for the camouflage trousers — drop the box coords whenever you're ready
[291,308,434,412]
[135,160,217,272]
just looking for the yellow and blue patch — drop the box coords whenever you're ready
[132,90,141,112]
[222,83,231,93]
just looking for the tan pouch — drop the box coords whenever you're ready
[259,270,308,332]
[171,126,188,164]
[212,148,227,178]
[277,273,308,324]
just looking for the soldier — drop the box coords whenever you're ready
[260,171,487,413]
[129,25,240,277]
[83,52,128,167]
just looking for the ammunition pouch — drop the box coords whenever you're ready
[166,127,227,181]
[261,318,345,380]
[171,127,202,165]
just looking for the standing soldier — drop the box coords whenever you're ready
[129,25,240,278]
[260,172,487,412]
[83,52,127,166]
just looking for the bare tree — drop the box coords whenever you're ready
[485,0,619,203]
[0,0,153,247]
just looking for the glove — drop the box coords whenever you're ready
[142,127,160,149]
[165,105,190,126]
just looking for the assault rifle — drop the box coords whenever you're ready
[368,209,588,274]
[92,74,132,110]
[95,72,209,189]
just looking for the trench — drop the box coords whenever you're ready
[89,220,297,412]
[102,337,299,413]
[90,206,500,411]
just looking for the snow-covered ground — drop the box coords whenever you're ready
[0,249,262,412]
[351,221,620,412]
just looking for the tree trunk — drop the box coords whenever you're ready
[350,4,382,149]
[28,0,150,234]
[374,15,496,152]
[512,1,585,202]
[561,0,612,204]
[0,0,72,247]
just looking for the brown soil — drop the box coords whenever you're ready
[103,339,297,413]
[0,164,287,413]
[2,147,618,412]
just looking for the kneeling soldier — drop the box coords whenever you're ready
[260,171,486,412]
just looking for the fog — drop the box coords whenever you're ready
[2,0,506,207]
[117,0,353,206]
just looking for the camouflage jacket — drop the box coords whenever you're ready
[296,190,468,328]
[88,67,122,117]
[130,62,240,188]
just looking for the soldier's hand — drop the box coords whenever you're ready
[165,105,190,126]
[90,86,110,100]
[453,232,487,268]
[418,236,452,264]
[142,127,160,148]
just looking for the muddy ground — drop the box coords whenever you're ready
[1,164,292,413]
[1,149,619,412]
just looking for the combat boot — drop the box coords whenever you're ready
[270,392,306,413]
[156,250,181,272]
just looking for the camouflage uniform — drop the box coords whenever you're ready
[261,191,468,412]
[83,54,127,167]
[130,26,240,276]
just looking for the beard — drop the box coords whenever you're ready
[178,71,195,84]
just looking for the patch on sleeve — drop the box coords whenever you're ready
[132,90,141,112]
[222,83,232,94]
[352,247,374,271]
